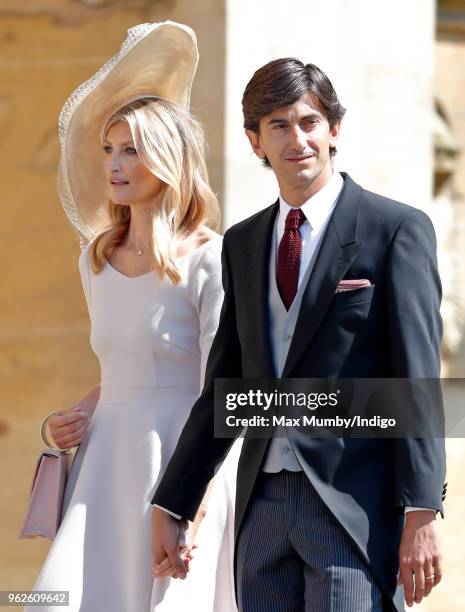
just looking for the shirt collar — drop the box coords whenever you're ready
[278,171,344,233]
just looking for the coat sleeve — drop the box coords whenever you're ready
[386,209,446,514]
[151,233,243,520]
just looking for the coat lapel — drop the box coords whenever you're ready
[242,201,279,378]
[282,173,364,378]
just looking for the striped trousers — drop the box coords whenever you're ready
[236,471,385,611]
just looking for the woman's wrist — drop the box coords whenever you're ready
[39,412,63,450]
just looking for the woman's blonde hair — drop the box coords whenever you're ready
[89,97,220,284]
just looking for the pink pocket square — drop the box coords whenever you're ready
[335,279,372,293]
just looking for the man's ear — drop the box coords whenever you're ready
[329,121,341,148]
[245,128,266,159]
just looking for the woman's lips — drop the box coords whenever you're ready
[110,180,129,185]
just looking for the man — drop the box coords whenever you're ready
[152,58,446,611]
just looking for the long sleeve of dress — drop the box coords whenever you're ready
[187,237,225,391]
[78,242,93,315]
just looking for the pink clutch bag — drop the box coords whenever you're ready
[19,412,72,540]
[19,448,71,540]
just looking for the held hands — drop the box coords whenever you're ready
[398,510,442,607]
[153,532,197,579]
[152,507,190,580]
[47,406,91,450]
[152,504,207,579]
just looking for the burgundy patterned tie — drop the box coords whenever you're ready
[276,208,306,310]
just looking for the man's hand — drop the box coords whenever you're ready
[153,539,196,579]
[153,503,208,579]
[398,510,442,607]
[152,507,189,580]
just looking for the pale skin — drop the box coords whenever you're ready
[48,119,218,580]
[154,93,443,598]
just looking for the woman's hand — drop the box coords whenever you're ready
[47,406,90,449]
[185,503,207,550]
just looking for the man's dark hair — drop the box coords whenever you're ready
[242,58,346,165]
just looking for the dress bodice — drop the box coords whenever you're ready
[78,236,224,391]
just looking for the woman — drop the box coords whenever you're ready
[27,22,240,612]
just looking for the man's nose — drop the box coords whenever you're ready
[289,126,307,150]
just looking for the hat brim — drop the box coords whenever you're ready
[58,22,199,241]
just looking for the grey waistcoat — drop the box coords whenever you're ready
[262,219,324,472]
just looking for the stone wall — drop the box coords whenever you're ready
[222,0,435,227]
[436,7,465,375]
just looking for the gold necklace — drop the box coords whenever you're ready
[126,236,153,257]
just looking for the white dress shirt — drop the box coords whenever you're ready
[276,170,344,288]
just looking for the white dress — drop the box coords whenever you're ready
[26,236,241,612]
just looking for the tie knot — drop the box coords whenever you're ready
[285,208,306,230]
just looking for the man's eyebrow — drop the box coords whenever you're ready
[266,111,322,125]
[267,118,289,125]
[300,111,322,119]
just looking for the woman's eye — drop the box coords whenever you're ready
[126,147,137,154]
[103,145,112,154]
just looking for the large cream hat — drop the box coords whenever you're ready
[57,21,199,245]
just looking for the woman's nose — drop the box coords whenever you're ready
[104,156,122,172]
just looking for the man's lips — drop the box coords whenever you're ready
[285,153,316,162]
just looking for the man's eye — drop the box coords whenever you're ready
[302,119,318,128]
[272,124,286,130]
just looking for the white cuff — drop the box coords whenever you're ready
[152,504,182,520]
[404,506,435,514]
